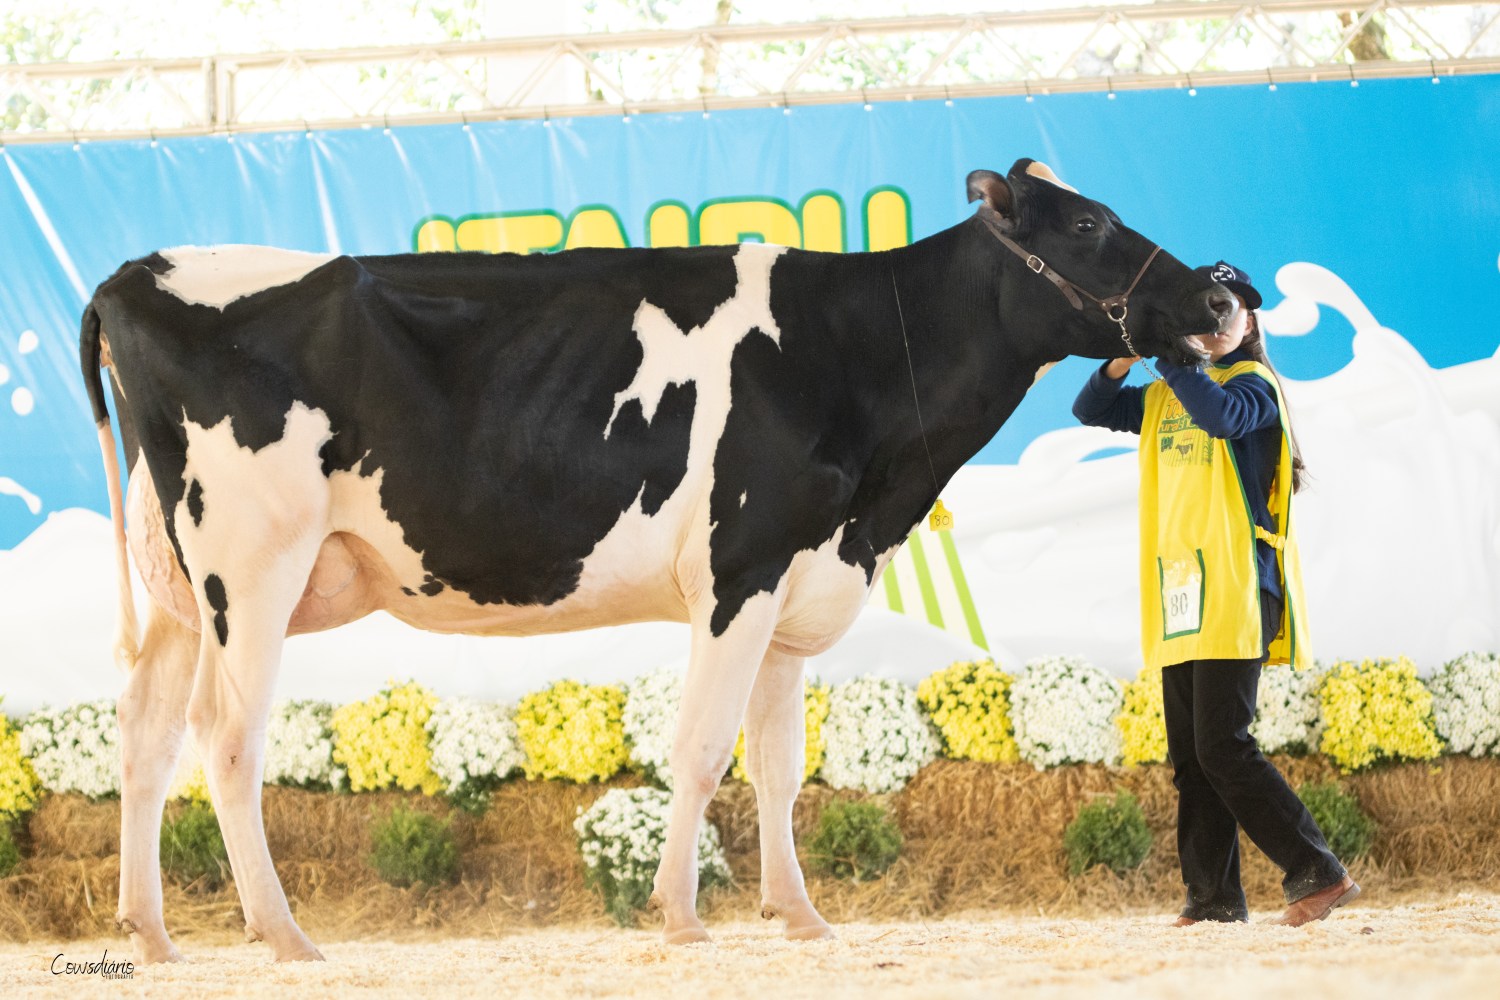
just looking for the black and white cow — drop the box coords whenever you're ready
[82,159,1231,963]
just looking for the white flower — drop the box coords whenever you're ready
[426,697,525,793]
[820,676,938,794]
[1252,664,1322,754]
[621,669,683,788]
[263,700,344,788]
[1429,652,1500,757]
[1010,656,1123,768]
[19,700,121,798]
[574,787,730,894]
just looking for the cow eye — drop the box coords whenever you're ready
[1075,217,1098,234]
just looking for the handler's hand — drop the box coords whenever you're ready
[1105,357,1140,379]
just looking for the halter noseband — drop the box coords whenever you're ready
[976,204,1161,356]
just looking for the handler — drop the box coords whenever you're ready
[1072,261,1359,927]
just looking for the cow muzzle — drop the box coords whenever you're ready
[1205,286,1239,331]
[1159,286,1236,365]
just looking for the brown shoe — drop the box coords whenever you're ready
[1267,876,1361,927]
[1171,916,1198,927]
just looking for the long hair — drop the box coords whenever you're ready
[1239,310,1308,493]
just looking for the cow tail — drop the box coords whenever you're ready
[81,302,140,672]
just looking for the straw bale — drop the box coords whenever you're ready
[4,757,1498,942]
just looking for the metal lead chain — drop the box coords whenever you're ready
[1113,307,1161,382]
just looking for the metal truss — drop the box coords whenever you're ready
[3,0,1499,143]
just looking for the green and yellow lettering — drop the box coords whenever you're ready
[647,201,692,248]
[455,212,565,254]
[697,198,800,247]
[863,187,911,251]
[564,207,629,249]
[799,191,845,253]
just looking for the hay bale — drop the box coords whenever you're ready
[4,757,1499,941]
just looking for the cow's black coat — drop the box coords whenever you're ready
[83,162,1223,638]
[203,573,229,646]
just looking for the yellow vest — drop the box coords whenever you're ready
[1138,359,1311,669]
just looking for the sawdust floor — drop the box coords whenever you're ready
[4,893,1497,999]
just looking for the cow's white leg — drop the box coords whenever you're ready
[115,600,198,964]
[184,534,325,963]
[743,648,833,940]
[650,596,779,944]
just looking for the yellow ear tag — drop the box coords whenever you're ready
[928,499,954,532]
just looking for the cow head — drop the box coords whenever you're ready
[967,159,1233,365]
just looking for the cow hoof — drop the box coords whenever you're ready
[259,925,326,962]
[132,938,187,964]
[663,925,712,946]
[119,918,185,964]
[272,938,326,963]
[785,919,836,942]
[763,901,835,941]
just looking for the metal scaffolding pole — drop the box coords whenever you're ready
[2,0,1497,144]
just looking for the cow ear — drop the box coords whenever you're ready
[966,169,1017,221]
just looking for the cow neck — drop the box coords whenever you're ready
[885,259,944,516]
[878,225,1045,492]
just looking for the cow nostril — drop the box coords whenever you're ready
[1206,290,1235,319]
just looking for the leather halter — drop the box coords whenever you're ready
[976,204,1161,337]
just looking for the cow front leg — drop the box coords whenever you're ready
[743,647,833,940]
[115,601,198,964]
[184,539,325,963]
[650,596,779,944]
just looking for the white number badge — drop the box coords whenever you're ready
[1160,552,1204,638]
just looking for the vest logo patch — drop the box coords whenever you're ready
[1156,397,1212,467]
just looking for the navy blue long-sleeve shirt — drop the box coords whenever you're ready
[1072,348,1284,598]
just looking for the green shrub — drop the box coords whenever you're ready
[807,800,902,881]
[446,774,505,817]
[0,819,22,877]
[370,806,459,888]
[160,803,229,891]
[1298,781,1377,863]
[1064,791,1153,877]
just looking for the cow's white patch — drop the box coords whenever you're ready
[127,458,200,628]
[775,527,899,655]
[154,245,337,311]
[325,464,429,586]
[172,403,336,630]
[1025,161,1078,193]
[559,244,792,625]
[608,243,785,434]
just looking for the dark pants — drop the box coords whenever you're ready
[1161,592,1347,921]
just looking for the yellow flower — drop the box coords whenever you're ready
[914,658,1019,764]
[1117,665,1167,767]
[731,679,832,782]
[0,708,40,819]
[515,680,628,782]
[331,679,443,795]
[1317,658,1442,773]
[169,763,212,805]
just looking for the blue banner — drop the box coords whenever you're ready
[2,74,1498,551]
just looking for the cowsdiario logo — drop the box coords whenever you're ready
[51,948,134,980]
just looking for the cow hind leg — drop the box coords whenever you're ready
[650,596,781,945]
[743,648,833,941]
[115,600,198,964]
[184,536,325,963]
